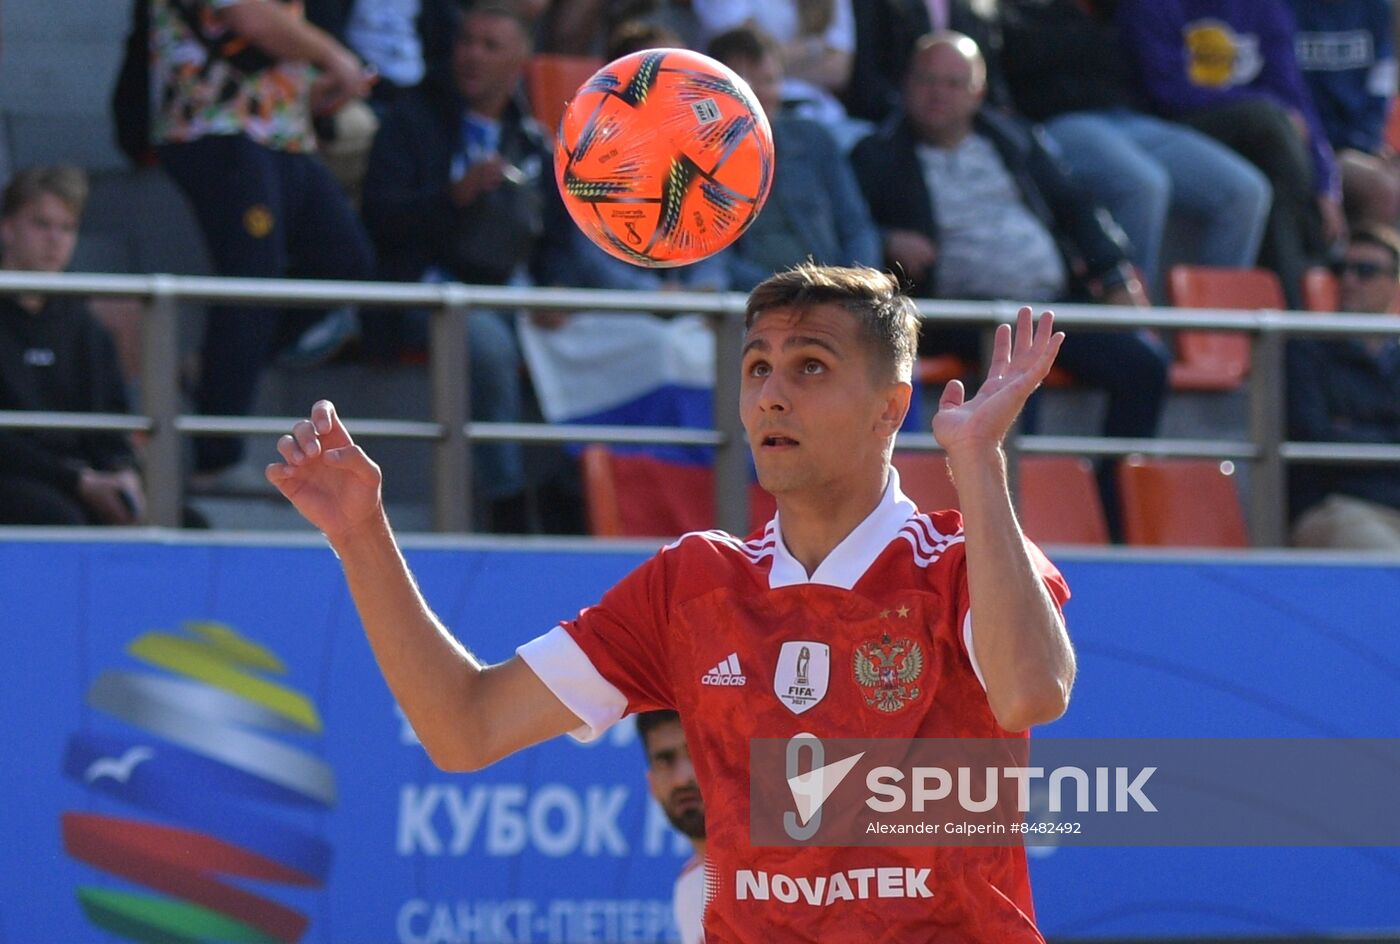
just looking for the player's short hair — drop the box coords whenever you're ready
[1348,224,1400,276]
[1,165,88,219]
[707,25,781,69]
[607,20,683,60]
[636,709,681,760]
[746,264,921,384]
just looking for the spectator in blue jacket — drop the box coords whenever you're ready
[362,2,566,531]
[1288,0,1400,228]
[1286,225,1400,549]
[707,26,881,291]
[1116,0,1343,309]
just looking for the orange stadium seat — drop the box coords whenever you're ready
[892,450,961,513]
[889,453,1110,545]
[1017,455,1110,546]
[1116,456,1249,548]
[1302,266,1339,313]
[1166,265,1285,391]
[580,445,775,538]
[526,54,603,137]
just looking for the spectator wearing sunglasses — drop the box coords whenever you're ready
[1285,225,1400,550]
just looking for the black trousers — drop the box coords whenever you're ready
[159,134,375,472]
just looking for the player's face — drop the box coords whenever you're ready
[644,722,705,839]
[452,13,530,106]
[0,193,79,274]
[1335,242,1400,315]
[740,303,908,498]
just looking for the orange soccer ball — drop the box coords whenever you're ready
[554,48,775,268]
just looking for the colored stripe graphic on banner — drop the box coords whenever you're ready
[63,732,332,880]
[127,629,321,732]
[77,886,281,944]
[65,621,335,944]
[63,813,310,941]
[88,670,335,807]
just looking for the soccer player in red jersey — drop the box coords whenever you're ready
[268,265,1076,941]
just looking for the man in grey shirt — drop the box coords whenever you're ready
[851,31,1171,537]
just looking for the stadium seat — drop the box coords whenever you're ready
[1386,97,1400,154]
[892,451,961,513]
[893,453,1109,545]
[1302,267,1339,313]
[525,54,603,138]
[1017,455,1110,545]
[1116,456,1249,547]
[1166,266,1285,391]
[580,445,775,538]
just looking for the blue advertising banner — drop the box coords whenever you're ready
[0,536,1396,942]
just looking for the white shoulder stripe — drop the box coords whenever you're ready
[897,515,965,568]
[666,528,776,565]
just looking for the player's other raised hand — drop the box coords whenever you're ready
[932,306,1065,457]
[266,400,383,543]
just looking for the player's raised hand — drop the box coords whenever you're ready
[932,307,1064,457]
[266,400,383,543]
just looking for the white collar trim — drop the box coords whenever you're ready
[766,467,918,590]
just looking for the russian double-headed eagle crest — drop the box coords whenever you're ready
[853,633,925,713]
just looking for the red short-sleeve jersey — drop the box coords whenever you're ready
[518,470,1070,943]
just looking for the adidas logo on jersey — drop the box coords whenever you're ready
[702,653,747,686]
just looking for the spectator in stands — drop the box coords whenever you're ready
[1115,0,1342,309]
[692,0,856,125]
[0,166,145,526]
[1000,0,1272,302]
[362,2,556,532]
[707,26,880,291]
[850,31,1169,535]
[535,0,700,55]
[637,710,705,944]
[151,0,377,484]
[846,0,1008,124]
[1286,225,1400,550]
[1288,0,1400,228]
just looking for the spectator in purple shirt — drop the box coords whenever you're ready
[1116,0,1343,308]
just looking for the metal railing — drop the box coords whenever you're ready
[1,270,1398,544]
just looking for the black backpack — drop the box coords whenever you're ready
[110,0,277,166]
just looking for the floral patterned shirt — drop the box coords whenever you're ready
[151,0,316,153]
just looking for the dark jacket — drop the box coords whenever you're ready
[362,85,562,285]
[1285,337,1400,519]
[846,0,1010,123]
[0,296,135,494]
[849,108,1134,299]
[1000,0,1141,121]
[726,116,881,292]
